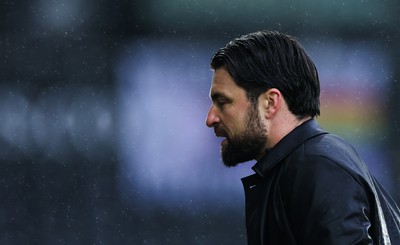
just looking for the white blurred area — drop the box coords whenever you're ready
[0,85,114,162]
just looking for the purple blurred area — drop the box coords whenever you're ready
[1,0,400,244]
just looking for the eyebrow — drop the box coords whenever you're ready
[210,92,224,101]
[210,92,232,103]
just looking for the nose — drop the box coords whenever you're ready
[206,106,220,128]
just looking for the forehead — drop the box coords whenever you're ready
[210,68,246,98]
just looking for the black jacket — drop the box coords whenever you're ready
[242,119,400,244]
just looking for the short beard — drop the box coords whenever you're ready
[221,103,267,167]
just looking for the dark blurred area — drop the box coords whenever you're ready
[1,0,400,244]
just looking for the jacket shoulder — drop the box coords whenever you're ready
[278,132,374,194]
[300,133,369,177]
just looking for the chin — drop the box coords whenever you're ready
[221,153,254,167]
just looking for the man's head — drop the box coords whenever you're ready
[210,30,320,118]
[206,31,320,167]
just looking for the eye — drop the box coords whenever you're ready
[215,98,230,109]
[210,93,231,110]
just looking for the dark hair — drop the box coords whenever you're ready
[210,30,320,118]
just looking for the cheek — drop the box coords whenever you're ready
[231,114,248,132]
[222,105,250,131]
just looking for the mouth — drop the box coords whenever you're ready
[214,128,227,138]
[214,128,228,145]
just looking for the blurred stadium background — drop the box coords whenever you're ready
[1,0,400,244]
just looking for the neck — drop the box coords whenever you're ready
[266,114,312,151]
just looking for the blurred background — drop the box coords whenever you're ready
[1,0,400,244]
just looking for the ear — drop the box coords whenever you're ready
[259,88,283,119]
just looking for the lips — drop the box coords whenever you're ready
[214,128,227,138]
[214,128,229,146]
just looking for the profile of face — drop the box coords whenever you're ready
[206,68,267,167]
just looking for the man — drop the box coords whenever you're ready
[206,31,400,244]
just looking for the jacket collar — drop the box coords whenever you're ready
[252,118,327,177]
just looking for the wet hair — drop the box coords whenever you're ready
[210,30,320,118]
